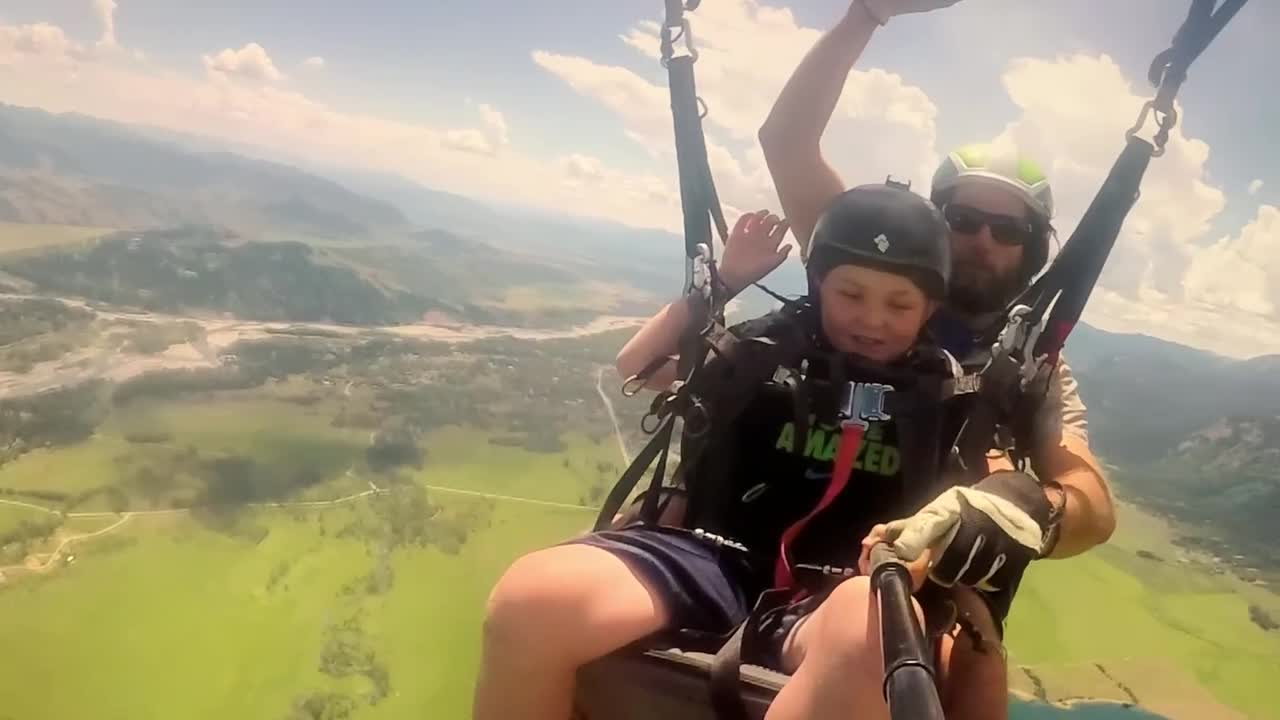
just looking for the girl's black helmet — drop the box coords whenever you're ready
[808,183,951,299]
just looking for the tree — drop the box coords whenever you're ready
[1249,604,1278,632]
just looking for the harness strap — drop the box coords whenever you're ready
[953,1,1250,474]
[773,419,867,588]
[708,620,751,720]
[592,416,676,530]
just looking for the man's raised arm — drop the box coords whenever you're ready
[758,3,875,258]
[759,0,962,257]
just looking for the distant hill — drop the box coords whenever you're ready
[0,103,407,239]
[0,226,437,325]
[328,168,680,297]
[0,104,669,326]
[1065,325,1280,464]
[1063,325,1280,570]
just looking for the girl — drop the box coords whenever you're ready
[473,184,1049,720]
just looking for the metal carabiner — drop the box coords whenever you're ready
[659,18,698,68]
[621,373,649,398]
[1125,99,1176,158]
[690,242,714,300]
[995,304,1033,356]
[640,411,664,434]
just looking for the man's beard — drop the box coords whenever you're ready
[948,259,1024,315]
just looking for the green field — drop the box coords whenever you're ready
[0,498,592,720]
[1,381,1278,719]
[0,390,371,513]
[474,280,653,315]
[1007,502,1280,719]
[0,389,604,720]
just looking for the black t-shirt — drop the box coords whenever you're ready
[710,380,920,577]
[683,311,949,585]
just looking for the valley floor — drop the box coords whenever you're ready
[0,292,645,399]
[0,321,1275,720]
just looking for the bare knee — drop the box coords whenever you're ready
[482,544,669,665]
[787,577,927,671]
[483,549,576,650]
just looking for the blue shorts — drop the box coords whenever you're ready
[565,526,815,670]
[565,525,993,674]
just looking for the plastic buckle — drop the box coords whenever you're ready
[690,242,713,300]
[838,381,893,423]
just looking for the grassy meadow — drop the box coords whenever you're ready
[1006,501,1280,719]
[0,369,1276,720]
[0,382,606,720]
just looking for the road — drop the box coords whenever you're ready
[0,497,62,515]
[12,514,133,573]
[595,367,632,465]
[0,292,645,400]
[0,479,598,577]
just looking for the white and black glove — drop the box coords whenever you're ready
[881,471,1062,592]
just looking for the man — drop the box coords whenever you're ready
[757,0,1116,715]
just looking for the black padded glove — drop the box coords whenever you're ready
[882,471,1060,592]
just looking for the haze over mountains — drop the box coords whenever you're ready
[0,100,1276,571]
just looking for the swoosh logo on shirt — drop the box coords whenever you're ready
[740,483,768,503]
[804,468,833,482]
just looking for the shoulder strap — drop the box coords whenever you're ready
[593,306,815,531]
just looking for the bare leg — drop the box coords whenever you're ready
[766,578,1008,720]
[764,577,923,720]
[937,588,1008,720]
[472,544,670,720]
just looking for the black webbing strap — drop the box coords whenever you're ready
[1149,1,1249,114]
[662,0,728,282]
[954,0,1250,472]
[1029,137,1153,362]
[593,1,733,536]
[592,414,677,531]
[708,621,751,720]
[1027,0,1250,362]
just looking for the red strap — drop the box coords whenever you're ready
[772,420,867,588]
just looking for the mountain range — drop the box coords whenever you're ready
[0,100,1275,569]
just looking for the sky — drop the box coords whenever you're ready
[1,0,1278,358]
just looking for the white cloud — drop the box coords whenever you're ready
[535,0,941,232]
[476,102,509,147]
[992,53,1225,298]
[558,153,679,218]
[2,8,1274,356]
[531,51,670,144]
[93,0,118,49]
[0,23,85,67]
[1183,204,1280,318]
[1248,179,1264,195]
[439,102,510,156]
[1082,288,1280,359]
[990,54,1279,357]
[301,56,325,70]
[0,19,678,230]
[202,42,283,83]
[441,128,495,156]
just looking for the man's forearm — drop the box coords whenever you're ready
[1040,439,1117,558]
[759,4,878,150]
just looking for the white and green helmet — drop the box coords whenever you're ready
[930,143,1055,280]
[930,144,1054,221]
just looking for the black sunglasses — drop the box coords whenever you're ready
[943,204,1036,247]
